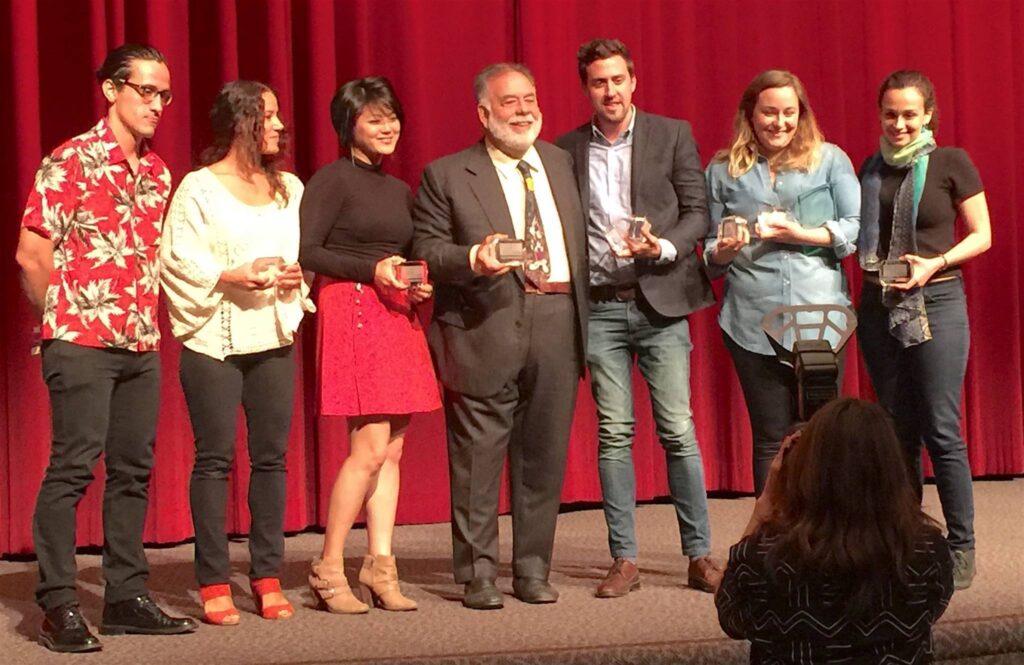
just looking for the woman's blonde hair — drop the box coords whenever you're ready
[714,70,824,178]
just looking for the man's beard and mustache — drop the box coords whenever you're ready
[487,111,542,155]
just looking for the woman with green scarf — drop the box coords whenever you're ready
[857,70,991,591]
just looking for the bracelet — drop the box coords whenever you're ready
[939,254,949,270]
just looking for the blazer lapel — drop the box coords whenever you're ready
[572,127,590,212]
[466,143,516,238]
[539,143,585,275]
[629,110,648,212]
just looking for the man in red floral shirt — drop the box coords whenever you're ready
[15,43,195,653]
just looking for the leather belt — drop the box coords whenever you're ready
[590,284,638,302]
[863,273,959,286]
[525,281,572,295]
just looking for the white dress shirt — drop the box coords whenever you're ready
[481,141,572,284]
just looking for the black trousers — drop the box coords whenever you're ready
[34,341,160,611]
[724,332,844,497]
[445,294,580,584]
[179,345,295,585]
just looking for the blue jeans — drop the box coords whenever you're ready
[587,299,712,560]
[858,278,975,551]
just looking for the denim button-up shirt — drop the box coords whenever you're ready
[705,143,860,355]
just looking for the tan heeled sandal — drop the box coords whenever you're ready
[308,558,369,614]
[357,554,418,611]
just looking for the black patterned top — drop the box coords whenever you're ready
[716,529,954,664]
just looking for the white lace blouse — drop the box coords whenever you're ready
[161,167,315,360]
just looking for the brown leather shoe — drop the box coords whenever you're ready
[596,558,641,598]
[687,556,723,593]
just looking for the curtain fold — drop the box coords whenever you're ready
[2,0,1021,556]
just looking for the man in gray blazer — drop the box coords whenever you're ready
[556,38,720,598]
[412,63,588,610]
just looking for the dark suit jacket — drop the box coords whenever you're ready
[411,140,588,397]
[556,110,715,319]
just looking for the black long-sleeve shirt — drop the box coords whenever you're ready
[299,158,414,284]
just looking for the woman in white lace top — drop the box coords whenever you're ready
[161,80,313,626]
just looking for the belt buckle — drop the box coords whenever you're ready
[614,286,633,302]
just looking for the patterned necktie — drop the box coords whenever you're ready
[516,160,551,290]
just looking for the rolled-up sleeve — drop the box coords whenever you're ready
[822,146,860,259]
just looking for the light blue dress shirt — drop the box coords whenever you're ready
[588,108,676,286]
[705,143,860,355]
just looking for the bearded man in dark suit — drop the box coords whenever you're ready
[412,63,588,610]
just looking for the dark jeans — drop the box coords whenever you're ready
[179,345,295,585]
[34,341,160,611]
[857,279,974,551]
[724,332,844,496]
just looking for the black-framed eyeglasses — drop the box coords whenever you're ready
[118,79,173,106]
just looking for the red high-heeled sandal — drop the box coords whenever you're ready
[199,584,240,625]
[250,578,294,620]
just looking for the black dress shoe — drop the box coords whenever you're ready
[38,603,102,653]
[462,578,503,610]
[512,577,559,604]
[100,595,197,635]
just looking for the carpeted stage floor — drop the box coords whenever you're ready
[1,480,1021,665]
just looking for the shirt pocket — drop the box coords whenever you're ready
[794,182,837,258]
[793,182,837,229]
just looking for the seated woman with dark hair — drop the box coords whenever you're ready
[716,398,954,664]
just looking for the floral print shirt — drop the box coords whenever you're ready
[21,118,172,351]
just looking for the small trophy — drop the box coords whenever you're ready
[719,215,749,241]
[252,256,286,285]
[495,239,526,263]
[628,215,647,240]
[879,259,912,284]
[396,261,427,285]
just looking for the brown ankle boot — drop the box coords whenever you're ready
[308,557,369,614]
[358,554,418,611]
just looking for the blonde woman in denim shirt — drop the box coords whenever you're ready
[704,70,860,496]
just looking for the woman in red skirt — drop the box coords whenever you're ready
[299,77,440,614]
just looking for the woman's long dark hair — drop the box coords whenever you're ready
[200,80,289,205]
[760,398,942,612]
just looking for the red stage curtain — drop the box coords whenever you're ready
[2,0,1021,555]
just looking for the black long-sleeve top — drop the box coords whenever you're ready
[299,158,414,284]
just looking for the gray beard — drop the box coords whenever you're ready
[487,114,542,156]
